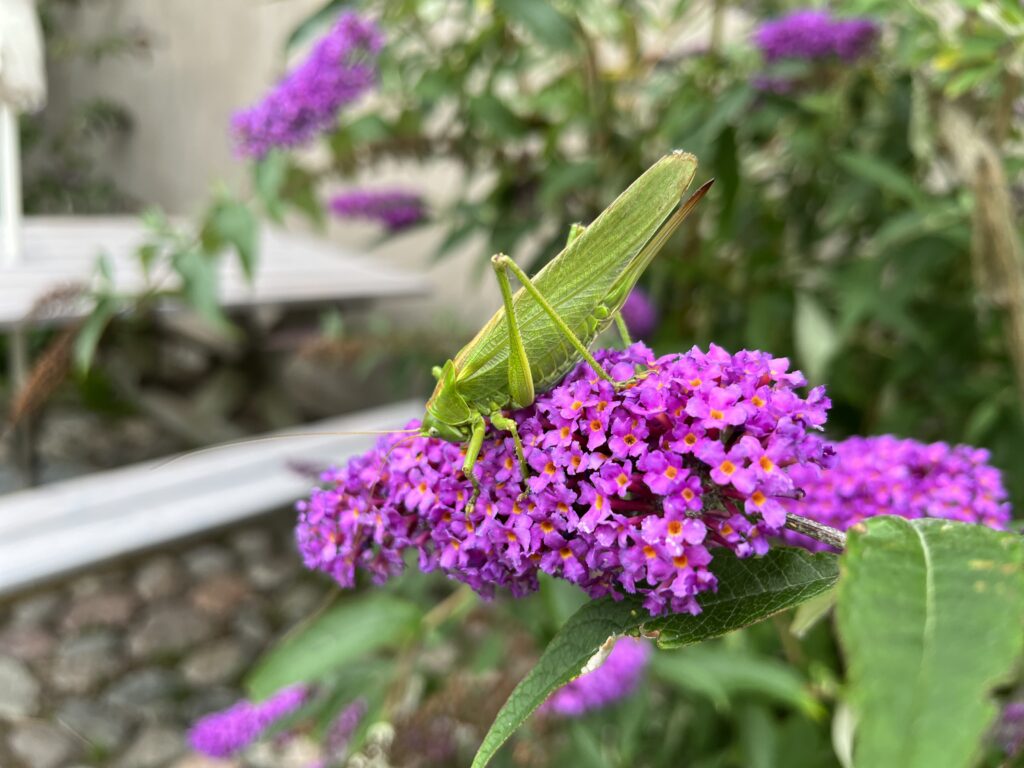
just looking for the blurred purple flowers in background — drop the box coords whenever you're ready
[621,288,658,339]
[783,435,1012,551]
[754,9,879,63]
[231,12,382,158]
[296,343,833,617]
[188,685,308,758]
[330,189,426,231]
[543,637,651,717]
[995,700,1024,759]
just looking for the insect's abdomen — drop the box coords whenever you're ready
[530,312,615,392]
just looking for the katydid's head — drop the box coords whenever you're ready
[422,360,473,442]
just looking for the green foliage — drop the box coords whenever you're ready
[247,593,423,699]
[472,547,839,768]
[836,516,1024,768]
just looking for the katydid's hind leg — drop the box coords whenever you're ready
[461,415,486,513]
[491,254,621,388]
[490,410,529,497]
[490,254,535,408]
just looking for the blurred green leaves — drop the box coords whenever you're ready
[247,593,422,699]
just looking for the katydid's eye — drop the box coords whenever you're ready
[429,428,439,437]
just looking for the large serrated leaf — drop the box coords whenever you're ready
[836,517,1024,768]
[471,547,838,768]
[247,594,422,699]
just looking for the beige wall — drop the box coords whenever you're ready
[43,0,499,329]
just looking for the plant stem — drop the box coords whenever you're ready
[784,513,846,550]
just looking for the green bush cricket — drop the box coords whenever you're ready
[156,153,709,496]
[420,150,712,509]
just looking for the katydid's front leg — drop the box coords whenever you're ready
[489,410,529,494]
[461,412,486,513]
[490,254,624,389]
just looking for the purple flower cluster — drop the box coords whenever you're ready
[754,9,879,63]
[329,189,426,231]
[784,435,1012,551]
[621,288,658,339]
[296,343,832,616]
[231,12,383,158]
[542,637,651,717]
[188,686,308,758]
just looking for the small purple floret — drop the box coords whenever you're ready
[296,343,832,617]
[542,637,651,717]
[329,189,426,231]
[231,12,383,158]
[188,686,308,758]
[784,435,1012,551]
[754,9,879,63]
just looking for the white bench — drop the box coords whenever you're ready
[0,399,422,596]
[0,216,425,329]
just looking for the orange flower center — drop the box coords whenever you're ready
[710,408,724,421]
[560,547,572,560]
[759,456,775,472]
[664,466,678,479]
[719,460,736,476]
[668,520,683,536]
[673,555,689,569]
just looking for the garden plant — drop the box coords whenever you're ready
[31,0,1024,765]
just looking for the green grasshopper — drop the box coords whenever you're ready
[419,151,712,507]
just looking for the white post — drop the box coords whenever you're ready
[0,102,21,268]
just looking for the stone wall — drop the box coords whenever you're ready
[0,512,330,768]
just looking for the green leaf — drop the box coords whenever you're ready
[247,594,422,699]
[495,0,578,50]
[254,151,288,223]
[209,200,259,281]
[286,0,348,54]
[652,646,820,716]
[649,548,840,648]
[74,296,117,372]
[794,293,839,384]
[471,547,838,768]
[836,517,1024,768]
[172,247,232,333]
[836,152,924,205]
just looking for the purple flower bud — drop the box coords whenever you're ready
[754,9,879,63]
[542,637,651,717]
[231,13,383,158]
[329,189,426,231]
[621,288,658,338]
[297,344,833,616]
[783,435,1012,551]
[188,686,308,758]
